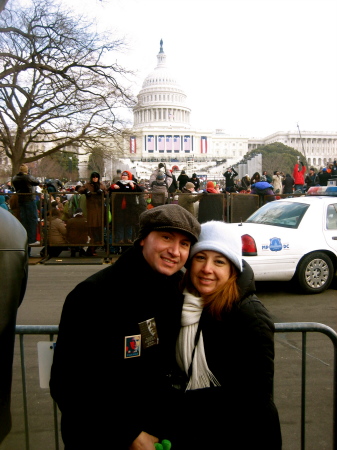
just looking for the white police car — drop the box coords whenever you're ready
[229,186,337,294]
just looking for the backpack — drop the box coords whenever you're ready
[151,180,168,206]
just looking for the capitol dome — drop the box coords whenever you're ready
[133,40,191,129]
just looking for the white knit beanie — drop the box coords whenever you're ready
[190,221,243,272]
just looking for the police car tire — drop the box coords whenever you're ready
[296,252,334,294]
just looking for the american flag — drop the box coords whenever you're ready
[184,136,191,151]
[130,136,136,154]
[147,135,154,151]
[174,135,181,151]
[166,135,172,150]
[201,136,207,154]
[158,135,165,151]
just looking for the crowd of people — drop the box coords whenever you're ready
[219,160,337,195]
[1,159,337,258]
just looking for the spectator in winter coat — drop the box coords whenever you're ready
[189,173,200,191]
[318,168,330,187]
[305,168,318,190]
[78,172,107,256]
[331,161,337,177]
[44,208,67,257]
[282,174,294,194]
[223,167,238,192]
[168,170,178,195]
[241,174,251,191]
[66,208,88,257]
[46,179,64,193]
[177,170,190,191]
[251,176,275,205]
[292,161,306,192]
[50,205,201,449]
[109,170,144,244]
[178,182,203,217]
[149,163,173,190]
[250,177,275,196]
[12,164,40,251]
[272,171,283,194]
[150,173,169,207]
[173,221,282,449]
[251,172,261,184]
[262,171,272,184]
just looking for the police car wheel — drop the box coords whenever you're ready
[296,252,334,294]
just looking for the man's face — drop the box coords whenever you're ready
[140,230,192,276]
[130,339,137,350]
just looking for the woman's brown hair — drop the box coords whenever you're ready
[182,260,241,320]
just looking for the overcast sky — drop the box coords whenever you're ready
[63,0,337,137]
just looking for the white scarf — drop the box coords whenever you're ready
[176,290,221,390]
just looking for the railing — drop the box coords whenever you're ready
[11,322,337,450]
[15,325,59,450]
[1,191,303,261]
[275,322,337,450]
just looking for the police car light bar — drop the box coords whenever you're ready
[306,186,337,196]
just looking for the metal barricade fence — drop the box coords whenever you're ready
[11,322,337,450]
[1,192,305,257]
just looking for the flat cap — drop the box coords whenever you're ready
[135,204,201,245]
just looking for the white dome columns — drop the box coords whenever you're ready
[133,40,191,129]
[134,108,190,126]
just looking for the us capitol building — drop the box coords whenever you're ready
[125,40,247,171]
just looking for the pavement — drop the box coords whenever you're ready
[1,259,337,450]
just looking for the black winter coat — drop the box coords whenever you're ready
[50,246,184,449]
[173,261,282,450]
[12,172,40,202]
[282,174,294,194]
[177,173,189,190]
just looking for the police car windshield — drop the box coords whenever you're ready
[245,201,309,229]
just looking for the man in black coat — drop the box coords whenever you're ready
[50,205,201,449]
[223,167,238,192]
[12,164,40,249]
[189,173,200,191]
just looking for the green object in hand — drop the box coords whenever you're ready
[162,439,172,450]
[155,439,171,450]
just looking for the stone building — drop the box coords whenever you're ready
[248,130,337,169]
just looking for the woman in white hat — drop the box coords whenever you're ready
[174,221,282,449]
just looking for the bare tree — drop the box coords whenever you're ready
[0,0,136,175]
[0,0,9,14]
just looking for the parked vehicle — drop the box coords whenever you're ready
[228,186,337,293]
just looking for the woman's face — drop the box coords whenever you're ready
[190,250,231,296]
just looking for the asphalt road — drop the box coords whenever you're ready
[2,262,337,450]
